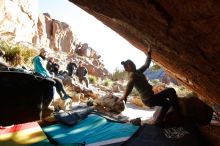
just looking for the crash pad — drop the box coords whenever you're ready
[123,121,205,146]
[43,114,139,146]
[0,122,53,146]
[0,71,54,126]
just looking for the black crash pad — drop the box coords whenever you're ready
[123,121,206,146]
[0,71,55,126]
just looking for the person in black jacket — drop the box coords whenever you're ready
[76,61,89,88]
[66,59,77,77]
[121,48,181,124]
[46,57,60,76]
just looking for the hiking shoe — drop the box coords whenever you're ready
[87,99,94,106]
[130,118,141,126]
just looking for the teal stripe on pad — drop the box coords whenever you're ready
[42,114,139,145]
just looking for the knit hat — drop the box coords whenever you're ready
[40,48,47,53]
[121,59,136,69]
[121,59,134,67]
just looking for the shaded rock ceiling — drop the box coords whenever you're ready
[69,0,220,104]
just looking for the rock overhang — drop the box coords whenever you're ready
[69,0,220,104]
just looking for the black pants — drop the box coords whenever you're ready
[144,88,181,122]
[44,77,66,98]
[67,69,73,76]
[78,76,89,88]
[35,71,68,100]
[52,77,67,98]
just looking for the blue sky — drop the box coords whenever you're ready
[37,0,146,73]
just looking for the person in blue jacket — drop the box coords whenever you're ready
[33,48,71,100]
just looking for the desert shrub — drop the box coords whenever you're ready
[150,79,161,86]
[0,39,38,66]
[103,78,112,87]
[88,75,98,84]
[179,86,186,91]
[112,68,128,81]
[166,83,194,97]
[150,64,161,71]
[149,61,161,71]
[4,46,21,66]
[20,46,38,65]
[185,91,198,98]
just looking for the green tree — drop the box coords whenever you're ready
[112,67,128,81]
[150,64,161,71]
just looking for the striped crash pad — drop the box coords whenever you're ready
[42,114,140,146]
[0,122,53,146]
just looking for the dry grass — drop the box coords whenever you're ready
[0,39,38,67]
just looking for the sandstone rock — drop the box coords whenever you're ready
[92,59,99,67]
[34,13,52,48]
[85,61,109,78]
[50,19,76,53]
[0,0,38,43]
[51,98,73,111]
[131,96,146,108]
[77,43,88,56]
[95,92,125,114]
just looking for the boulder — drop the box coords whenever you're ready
[95,92,125,114]
[179,97,213,126]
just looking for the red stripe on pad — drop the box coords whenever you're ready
[0,122,39,134]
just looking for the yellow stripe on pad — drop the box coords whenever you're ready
[0,122,47,145]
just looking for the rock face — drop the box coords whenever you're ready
[0,0,38,42]
[70,43,110,78]
[0,0,109,77]
[69,0,220,104]
[0,0,77,53]
[35,13,77,53]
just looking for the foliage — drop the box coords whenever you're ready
[112,67,128,81]
[0,39,38,66]
[150,79,161,86]
[103,78,112,87]
[150,64,161,71]
[166,83,194,97]
[185,91,198,98]
[88,75,98,84]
